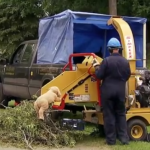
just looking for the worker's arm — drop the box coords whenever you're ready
[125,62,131,81]
[93,59,107,80]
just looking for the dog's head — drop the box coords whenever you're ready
[49,86,61,97]
[55,96,61,102]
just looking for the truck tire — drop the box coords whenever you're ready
[0,83,9,108]
[0,83,4,108]
[0,83,4,102]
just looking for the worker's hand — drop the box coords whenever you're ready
[92,58,100,67]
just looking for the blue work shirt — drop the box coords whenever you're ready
[95,53,131,98]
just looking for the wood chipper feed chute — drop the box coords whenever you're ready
[40,53,103,110]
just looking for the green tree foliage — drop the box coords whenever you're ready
[0,0,149,58]
[43,0,108,16]
[118,0,150,18]
[0,0,109,58]
[0,0,45,57]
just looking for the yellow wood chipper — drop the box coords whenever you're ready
[40,15,150,141]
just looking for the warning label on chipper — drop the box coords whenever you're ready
[125,36,134,60]
[73,94,90,102]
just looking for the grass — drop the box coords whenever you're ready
[74,121,150,150]
[62,111,150,150]
[79,122,150,150]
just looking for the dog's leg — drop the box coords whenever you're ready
[38,107,47,120]
[34,101,40,118]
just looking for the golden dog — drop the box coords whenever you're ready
[34,86,61,120]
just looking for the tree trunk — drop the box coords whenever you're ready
[109,0,117,15]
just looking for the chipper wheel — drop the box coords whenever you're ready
[127,119,147,141]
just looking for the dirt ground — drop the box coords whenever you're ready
[0,144,111,150]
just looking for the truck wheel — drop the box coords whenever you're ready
[127,119,147,141]
[0,83,4,103]
[0,83,9,108]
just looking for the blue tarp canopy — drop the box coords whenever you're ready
[37,9,147,67]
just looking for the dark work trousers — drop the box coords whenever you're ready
[101,83,129,145]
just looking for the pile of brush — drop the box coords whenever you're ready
[0,101,84,150]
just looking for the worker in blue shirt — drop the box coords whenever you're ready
[92,37,131,145]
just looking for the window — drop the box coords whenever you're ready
[12,44,25,65]
[21,43,36,64]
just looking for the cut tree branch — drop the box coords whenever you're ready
[18,127,34,150]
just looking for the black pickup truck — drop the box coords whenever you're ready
[0,40,95,113]
[0,40,65,104]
